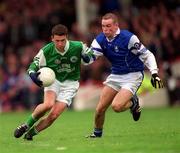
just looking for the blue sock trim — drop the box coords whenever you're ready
[94,128,103,137]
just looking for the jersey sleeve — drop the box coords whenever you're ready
[27,49,47,74]
[91,39,104,57]
[128,35,158,74]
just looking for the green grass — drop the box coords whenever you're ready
[0,107,180,153]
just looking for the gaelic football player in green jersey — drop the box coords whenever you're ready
[14,24,95,140]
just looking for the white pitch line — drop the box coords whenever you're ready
[56,147,67,151]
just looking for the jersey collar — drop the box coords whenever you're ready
[106,28,120,42]
[55,40,70,56]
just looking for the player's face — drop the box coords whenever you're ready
[102,19,118,39]
[52,35,67,51]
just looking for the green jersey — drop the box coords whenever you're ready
[28,40,88,82]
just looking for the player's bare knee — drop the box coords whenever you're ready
[42,103,53,111]
[111,104,124,112]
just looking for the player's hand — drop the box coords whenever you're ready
[29,72,43,87]
[81,54,91,63]
[81,47,96,64]
[151,73,163,89]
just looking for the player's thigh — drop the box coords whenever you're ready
[97,85,117,111]
[57,80,79,106]
[112,88,133,107]
[44,90,56,107]
[44,79,60,106]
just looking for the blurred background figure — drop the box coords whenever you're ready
[163,62,180,106]
[0,0,180,112]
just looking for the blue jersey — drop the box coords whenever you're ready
[91,29,158,75]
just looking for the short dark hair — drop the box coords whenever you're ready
[51,24,68,36]
[102,13,119,24]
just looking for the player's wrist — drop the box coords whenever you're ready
[152,73,159,78]
[27,70,35,75]
[151,69,158,75]
[81,54,90,63]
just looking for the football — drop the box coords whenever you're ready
[38,67,55,87]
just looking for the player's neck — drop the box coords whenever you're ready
[58,49,65,53]
[56,47,65,53]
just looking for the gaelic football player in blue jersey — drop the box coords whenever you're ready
[87,13,163,138]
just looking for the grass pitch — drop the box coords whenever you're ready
[0,107,180,153]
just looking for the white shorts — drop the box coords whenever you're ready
[44,79,79,106]
[103,72,144,95]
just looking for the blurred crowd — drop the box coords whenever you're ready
[0,0,180,112]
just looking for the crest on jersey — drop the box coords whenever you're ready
[114,46,119,52]
[55,59,61,64]
[70,56,78,63]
